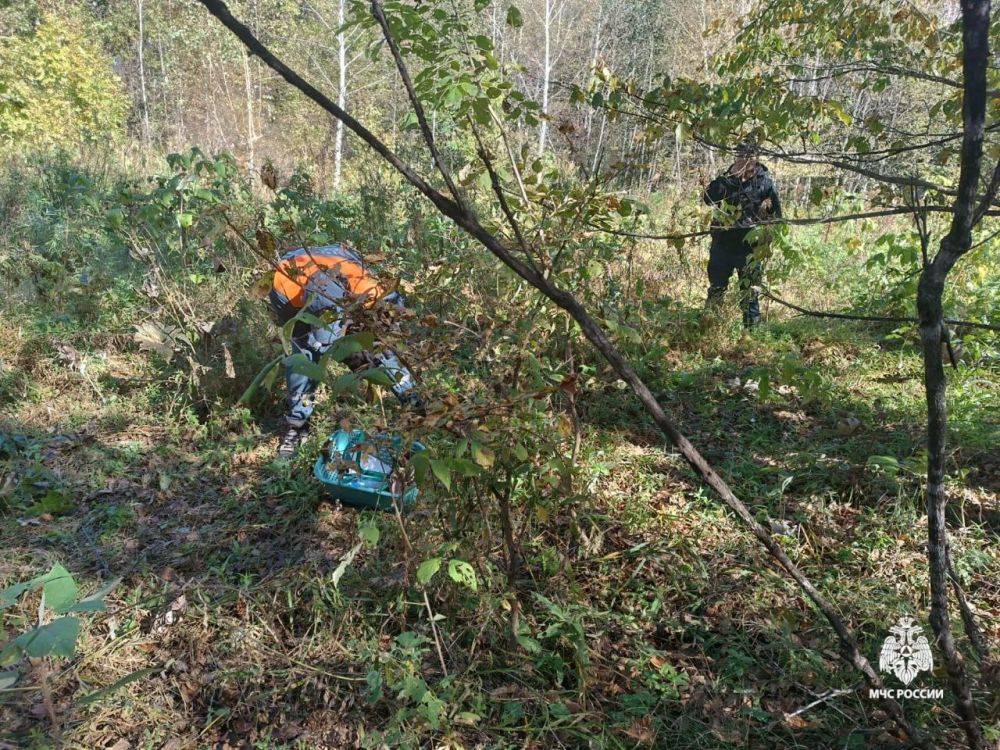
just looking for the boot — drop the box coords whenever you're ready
[277,421,309,459]
[742,287,761,329]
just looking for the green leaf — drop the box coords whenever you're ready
[106,207,124,228]
[411,452,430,486]
[26,489,73,517]
[447,559,477,591]
[429,459,451,490]
[0,581,34,609]
[326,337,364,362]
[239,355,283,404]
[400,674,429,702]
[505,5,523,27]
[1,617,81,663]
[0,670,18,689]
[867,455,901,477]
[359,522,380,548]
[395,631,424,649]
[360,368,395,387]
[416,557,442,585]
[471,442,495,469]
[471,98,492,126]
[451,458,482,477]
[43,565,78,614]
[827,101,853,126]
[328,372,361,396]
[420,692,445,727]
[758,371,771,401]
[2,564,82,611]
[283,353,326,381]
[327,331,375,362]
[366,669,383,702]
[516,634,542,654]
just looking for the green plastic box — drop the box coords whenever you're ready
[313,429,423,511]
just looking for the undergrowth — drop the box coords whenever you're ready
[0,152,997,749]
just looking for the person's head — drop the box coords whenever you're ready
[730,137,760,179]
[734,137,758,159]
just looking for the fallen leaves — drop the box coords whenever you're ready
[133,322,184,363]
[150,594,188,636]
[624,716,654,743]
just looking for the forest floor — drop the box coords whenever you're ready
[2,286,997,748]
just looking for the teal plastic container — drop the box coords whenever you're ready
[314,429,423,511]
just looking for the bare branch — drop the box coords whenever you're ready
[760,286,999,332]
[369,0,466,211]
[972,158,1000,225]
[587,205,1000,243]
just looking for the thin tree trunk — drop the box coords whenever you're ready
[583,6,603,143]
[242,48,257,176]
[698,0,715,174]
[137,0,151,148]
[915,2,990,748]
[334,0,347,189]
[156,33,172,145]
[591,109,607,175]
[538,0,551,154]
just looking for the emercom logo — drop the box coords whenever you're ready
[868,616,944,700]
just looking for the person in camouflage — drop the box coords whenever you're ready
[702,140,782,328]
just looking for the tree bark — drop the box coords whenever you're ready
[242,47,257,176]
[334,0,347,189]
[137,0,151,148]
[538,0,552,154]
[915,1,990,748]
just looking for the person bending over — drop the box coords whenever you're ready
[268,244,422,458]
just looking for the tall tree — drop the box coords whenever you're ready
[916,2,994,748]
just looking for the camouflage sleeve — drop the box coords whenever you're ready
[767,178,782,219]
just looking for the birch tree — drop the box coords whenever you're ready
[334,0,347,188]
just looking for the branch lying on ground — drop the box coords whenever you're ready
[194,0,934,745]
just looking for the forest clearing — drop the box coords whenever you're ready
[0,0,998,747]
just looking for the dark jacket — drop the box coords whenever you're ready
[703,163,782,241]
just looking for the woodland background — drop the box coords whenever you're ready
[0,0,998,747]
